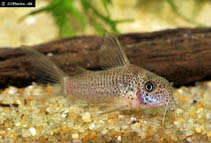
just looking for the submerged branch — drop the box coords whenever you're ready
[0,27,211,88]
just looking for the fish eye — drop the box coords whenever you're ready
[145,81,154,92]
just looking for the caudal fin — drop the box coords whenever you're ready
[21,47,68,95]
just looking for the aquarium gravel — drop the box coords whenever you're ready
[0,81,210,143]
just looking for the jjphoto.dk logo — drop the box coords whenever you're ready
[1,1,5,6]
[0,0,35,7]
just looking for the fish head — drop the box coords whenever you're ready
[136,70,173,109]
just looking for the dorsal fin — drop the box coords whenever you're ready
[100,31,130,69]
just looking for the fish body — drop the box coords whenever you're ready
[22,32,174,120]
[65,65,172,110]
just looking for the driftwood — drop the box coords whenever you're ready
[0,28,211,89]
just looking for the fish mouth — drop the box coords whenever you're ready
[146,97,164,107]
[142,100,164,109]
[138,92,165,108]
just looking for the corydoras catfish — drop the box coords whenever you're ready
[22,32,177,123]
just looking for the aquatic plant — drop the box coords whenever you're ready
[25,0,130,37]
[24,0,210,37]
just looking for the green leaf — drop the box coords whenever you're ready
[92,22,105,35]
[59,14,75,37]
[102,0,112,17]
[80,0,91,11]
[65,0,85,27]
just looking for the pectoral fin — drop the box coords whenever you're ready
[100,105,129,115]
